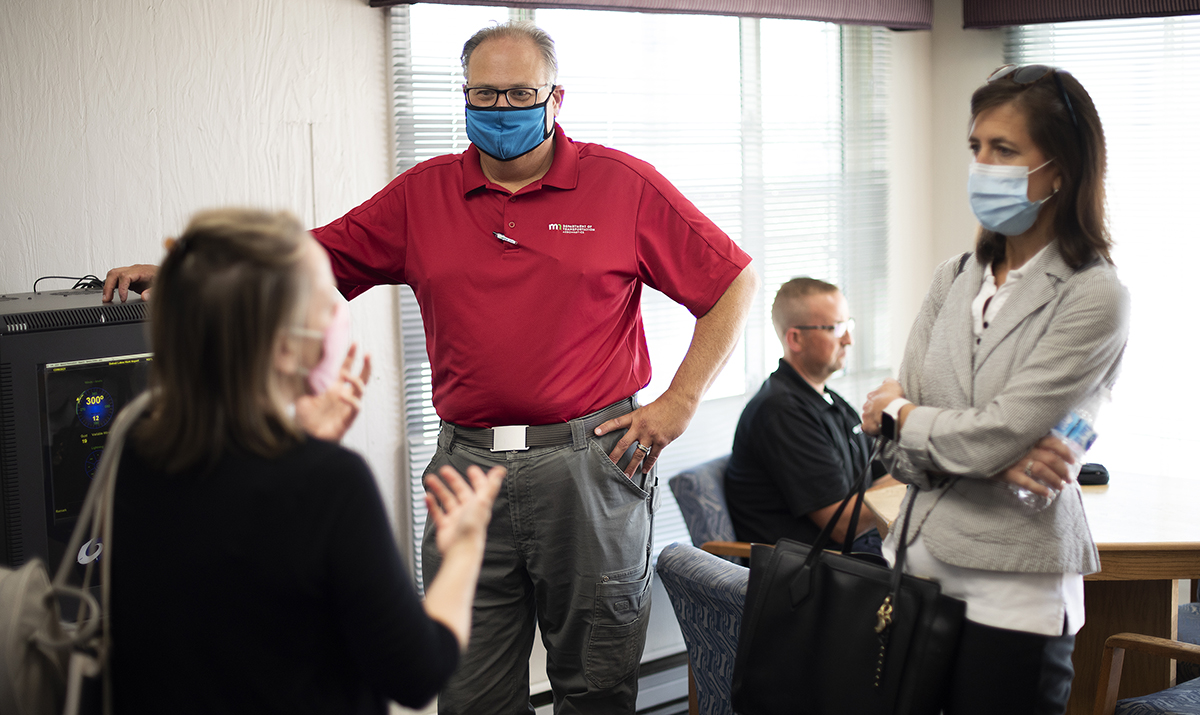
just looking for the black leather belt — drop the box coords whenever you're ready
[445,398,636,451]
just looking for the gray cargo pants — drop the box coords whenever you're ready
[421,400,657,714]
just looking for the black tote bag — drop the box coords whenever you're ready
[730,454,965,715]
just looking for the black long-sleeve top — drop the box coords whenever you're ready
[110,435,457,714]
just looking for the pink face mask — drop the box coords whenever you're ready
[292,297,351,394]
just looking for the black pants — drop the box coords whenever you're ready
[849,528,884,558]
[943,619,1076,715]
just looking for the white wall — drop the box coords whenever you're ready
[929,0,1005,264]
[0,0,410,545]
[885,0,1004,365]
[885,28,933,366]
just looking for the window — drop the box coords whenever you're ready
[1006,18,1198,479]
[390,5,890,586]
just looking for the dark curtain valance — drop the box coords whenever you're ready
[369,0,932,30]
[963,0,1200,28]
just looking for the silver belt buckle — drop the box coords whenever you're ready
[491,425,529,452]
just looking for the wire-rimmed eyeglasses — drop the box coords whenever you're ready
[464,84,554,108]
[793,319,855,339]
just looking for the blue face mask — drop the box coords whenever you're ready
[967,159,1056,236]
[465,95,554,162]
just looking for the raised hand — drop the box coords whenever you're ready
[294,344,372,443]
[425,465,506,557]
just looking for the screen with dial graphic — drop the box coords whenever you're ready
[41,353,152,523]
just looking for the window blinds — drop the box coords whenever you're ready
[1005,17,1200,481]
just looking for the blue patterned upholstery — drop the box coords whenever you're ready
[1111,603,1200,715]
[657,542,748,715]
[668,455,735,548]
[1113,677,1200,714]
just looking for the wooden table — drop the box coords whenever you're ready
[865,474,1200,715]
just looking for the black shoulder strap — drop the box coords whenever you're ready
[956,251,971,278]
[927,251,974,327]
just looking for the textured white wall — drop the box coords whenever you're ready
[0,0,409,545]
[885,0,1003,367]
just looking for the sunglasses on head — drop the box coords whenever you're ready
[987,64,1081,138]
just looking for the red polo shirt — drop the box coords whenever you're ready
[312,125,750,427]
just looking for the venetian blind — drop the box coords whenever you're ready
[390,4,890,587]
[1005,18,1200,479]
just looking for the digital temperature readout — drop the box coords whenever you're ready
[76,387,115,429]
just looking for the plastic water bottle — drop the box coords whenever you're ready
[1012,389,1110,512]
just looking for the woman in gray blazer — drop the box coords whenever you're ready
[862,67,1130,715]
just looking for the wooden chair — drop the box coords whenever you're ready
[1093,631,1200,714]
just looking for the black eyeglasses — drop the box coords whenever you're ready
[793,319,855,339]
[464,84,554,108]
[987,64,1080,137]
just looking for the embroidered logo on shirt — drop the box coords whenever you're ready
[547,223,596,234]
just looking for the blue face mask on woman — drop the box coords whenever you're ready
[967,158,1056,236]
[465,95,554,162]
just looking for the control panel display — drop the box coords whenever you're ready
[41,353,152,522]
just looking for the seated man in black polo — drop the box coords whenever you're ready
[725,277,897,555]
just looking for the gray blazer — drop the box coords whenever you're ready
[884,240,1130,574]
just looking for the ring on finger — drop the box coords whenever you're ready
[1024,460,1035,478]
[636,442,652,456]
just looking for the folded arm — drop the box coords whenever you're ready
[876,264,1129,487]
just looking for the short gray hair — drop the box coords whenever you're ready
[461,21,558,85]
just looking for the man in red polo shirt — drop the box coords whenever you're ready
[104,20,755,715]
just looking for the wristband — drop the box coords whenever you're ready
[880,398,911,440]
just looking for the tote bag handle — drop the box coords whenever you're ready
[789,440,919,609]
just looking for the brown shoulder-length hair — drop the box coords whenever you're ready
[971,67,1112,269]
[136,208,311,473]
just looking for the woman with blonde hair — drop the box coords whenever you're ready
[110,208,503,713]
